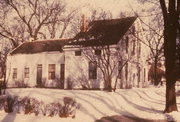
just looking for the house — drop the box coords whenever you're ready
[6,16,149,89]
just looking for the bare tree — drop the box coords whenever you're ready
[0,0,76,48]
[134,16,164,85]
[82,45,130,92]
[129,1,165,85]
[0,42,11,95]
[136,0,179,113]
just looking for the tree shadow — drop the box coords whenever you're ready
[95,115,168,122]
[1,112,17,122]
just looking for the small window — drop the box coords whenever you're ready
[89,61,97,79]
[75,50,81,56]
[24,67,29,78]
[13,68,17,80]
[48,64,55,80]
[95,49,101,55]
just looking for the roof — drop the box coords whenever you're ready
[10,39,72,55]
[69,16,137,47]
[10,17,137,55]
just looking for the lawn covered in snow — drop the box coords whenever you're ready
[1,86,180,122]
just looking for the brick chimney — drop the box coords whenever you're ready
[80,14,89,32]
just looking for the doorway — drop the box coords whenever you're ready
[36,64,42,86]
[60,64,65,89]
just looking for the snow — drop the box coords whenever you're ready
[1,87,180,122]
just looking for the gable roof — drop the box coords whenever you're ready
[10,39,72,55]
[69,16,137,47]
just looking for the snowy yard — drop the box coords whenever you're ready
[1,86,180,122]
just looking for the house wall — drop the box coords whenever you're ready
[117,19,150,88]
[6,52,65,87]
[64,42,149,90]
[64,47,104,89]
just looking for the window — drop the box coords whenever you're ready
[48,64,55,80]
[131,25,135,35]
[138,43,141,54]
[118,61,122,79]
[138,66,141,83]
[125,64,128,81]
[75,50,81,56]
[95,49,101,55]
[24,67,29,78]
[132,40,136,55]
[13,68,17,80]
[125,36,129,53]
[60,64,65,80]
[89,61,97,79]
[144,68,146,83]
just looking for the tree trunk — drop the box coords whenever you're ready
[160,0,178,113]
[154,57,158,85]
[164,25,178,112]
[104,75,112,92]
[164,72,177,112]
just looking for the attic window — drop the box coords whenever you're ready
[95,49,101,55]
[75,50,81,56]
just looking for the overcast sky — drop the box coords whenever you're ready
[64,0,148,18]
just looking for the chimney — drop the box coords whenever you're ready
[80,14,89,32]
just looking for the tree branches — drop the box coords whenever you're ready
[0,0,75,48]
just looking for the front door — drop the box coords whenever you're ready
[37,64,42,86]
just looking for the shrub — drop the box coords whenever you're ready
[66,78,73,90]
[4,95,17,113]
[0,95,6,110]
[40,101,49,116]
[21,97,40,115]
[15,81,29,88]
[77,77,91,90]
[59,97,80,118]
[13,97,23,113]
[47,102,61,117]
[0,95,80,118]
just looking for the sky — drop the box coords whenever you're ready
[64,0,148,18]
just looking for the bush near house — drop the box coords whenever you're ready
[0,95,80,118]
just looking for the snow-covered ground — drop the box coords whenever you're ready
[1,86,180,122]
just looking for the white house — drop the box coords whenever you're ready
[6,16,150,89]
